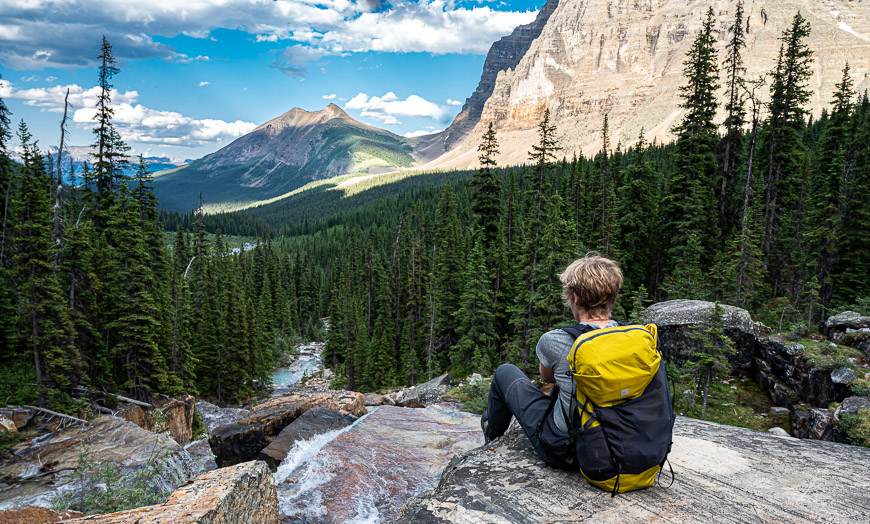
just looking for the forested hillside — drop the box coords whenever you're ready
[1,8,868,410]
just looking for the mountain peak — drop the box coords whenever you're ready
[323,103,348,117]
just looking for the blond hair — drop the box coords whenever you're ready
[560,254,623,318]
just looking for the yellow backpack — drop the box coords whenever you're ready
[564,323,675,495]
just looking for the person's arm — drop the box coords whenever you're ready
[536,332,557,384]
[539,362,555,383]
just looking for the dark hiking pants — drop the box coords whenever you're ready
[483,363,576,470]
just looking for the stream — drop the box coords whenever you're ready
[201,341,483,523]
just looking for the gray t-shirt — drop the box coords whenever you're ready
[536,321,618,434]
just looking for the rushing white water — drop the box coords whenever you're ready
[271,342,324,395]
[274,409,377,522]
[274,404,483,523]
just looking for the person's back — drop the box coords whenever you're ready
[481,254,674,493]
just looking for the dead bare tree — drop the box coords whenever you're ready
[53,88,70,268]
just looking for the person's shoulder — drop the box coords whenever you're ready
[538,328,575,347]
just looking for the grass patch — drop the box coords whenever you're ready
[837,408,870,447]
[444,377,491,415]
[673,375,787,432]
[797,337,864,370]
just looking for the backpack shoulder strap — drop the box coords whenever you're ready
[561,323,597,340]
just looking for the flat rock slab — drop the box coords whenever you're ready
[0,416,190,510]
[67,461,277,524]
[400,416,870,523]
[276,404,483,523]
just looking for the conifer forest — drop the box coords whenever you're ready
[1,8,869,411]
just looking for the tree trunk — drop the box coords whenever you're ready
[701,369,711,420]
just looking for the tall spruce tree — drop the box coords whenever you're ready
[720,0,747,241]
[0,81,15,354]
[472,122,501,249]
[760,13,813,298]
[91,36,128,226]
[11,122,82,406]
[664,7,720,298]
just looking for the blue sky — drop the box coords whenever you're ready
[0,0,542,161]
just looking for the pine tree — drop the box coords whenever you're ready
[11,122,82,406]
[103,184,167,400]
[430,187,462,368]
[720,0,747,241]
[686,303,735,419]
[598,114,618,256]
[91,36,129,226]
[809,63,854,312]
[663,7,720,296]
[472,122,501,249]
[453,229,497,375]
[0,80,15,354]
[760,13,813,297]
[616,132,658,292]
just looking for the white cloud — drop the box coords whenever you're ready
[346,91,445,121]
[198,81,210,87]
[404,128,440,138]
[2,79,255,147]
[446,98,462,106]
[0,1,536,71]
[322,93,337,100]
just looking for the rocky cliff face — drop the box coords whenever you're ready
[427,0,870,169]
[399,418,870,522]
[415,0,560,159]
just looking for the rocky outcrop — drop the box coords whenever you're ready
[425,0,870,169]
[754,337,854,408]
[276,404,482,523]
[0,416,191,510]
[0,418,15,434]
[208,390,365,467]
[0,408,33,431]
[825,311,870,355]
[790,405,835,441]
[641,299,760,365]
[120,395,196,445]
[196,401,251,434]
[0,507,82,523]
[258,408,357,471]
[384,374,450,408]
[400,417,870,522]
[66,461,277,524]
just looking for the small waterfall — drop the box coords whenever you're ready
[273,405,482,523]
[274,409,377,522]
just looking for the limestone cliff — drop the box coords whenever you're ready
[426,0,870,168]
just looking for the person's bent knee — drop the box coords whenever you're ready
[495,363,521,379]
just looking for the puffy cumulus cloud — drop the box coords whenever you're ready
[2,79,256,147]
[446,98,462,106]
[0,0,536,72]
[314,1,535,54]
[346,91,445,122]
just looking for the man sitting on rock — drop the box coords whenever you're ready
[481,254,623,469]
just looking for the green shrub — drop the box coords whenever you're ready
[445,377,490,415]
[799,338,864,370]
[52,448,174,515]
[837,408,870,448]
[191,411,207,440]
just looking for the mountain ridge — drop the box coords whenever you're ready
[153,104,414,212]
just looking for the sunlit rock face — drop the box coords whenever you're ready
[274,404,483,523]
[426,0,870,169]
